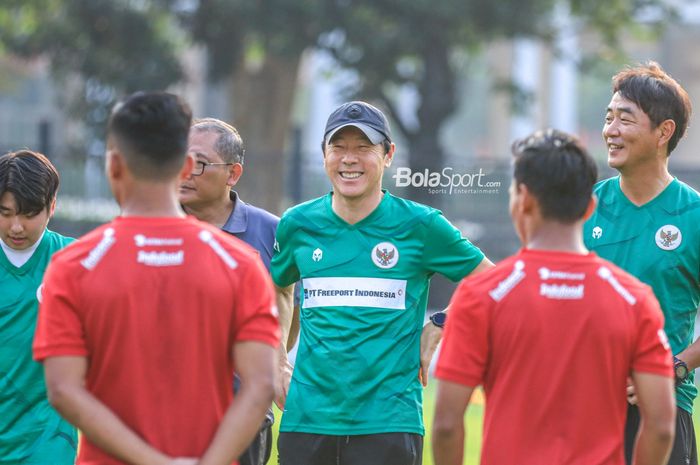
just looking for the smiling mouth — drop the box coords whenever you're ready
[608,143,624,151]
[339,172,362,179]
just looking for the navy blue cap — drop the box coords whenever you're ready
[324,101,392,146]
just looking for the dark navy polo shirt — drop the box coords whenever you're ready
[222,191,279,271]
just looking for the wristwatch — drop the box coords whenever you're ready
[674,356,690,386]
[429,311,447,329]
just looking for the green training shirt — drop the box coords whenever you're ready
[0,229,77,464]
[271,191,485,435]
[584,177,700,414]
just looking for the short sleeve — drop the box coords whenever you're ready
[33,259,88,361]
[232,255,281,348]
[632,289,673,377]
[435,280,489,387]
[422,212,485,282]
[270,214,300,287]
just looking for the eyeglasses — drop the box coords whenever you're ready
[190,160,235,176]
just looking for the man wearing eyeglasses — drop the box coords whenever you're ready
[180,118,278,269]
[179,118,287,465]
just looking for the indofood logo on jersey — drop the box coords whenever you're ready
[372,242,399,269]
[655,225,682,251]
[392,167,501,195]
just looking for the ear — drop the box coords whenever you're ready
[657,119,676,149]
[226,163,244,187]
[106,149,125,182]
[384,143,396,168]
[178,153,195,182]
[518,183,537,215]
[47,197,57,218]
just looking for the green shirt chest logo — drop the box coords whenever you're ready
[656,225,682,251]
[372,242,399,269]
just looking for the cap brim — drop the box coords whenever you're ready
[325,123,385,146]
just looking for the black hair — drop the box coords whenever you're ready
[108,91,192,180]
[0,150,60,214]
[612,61,692,155]
[511,129,597,223]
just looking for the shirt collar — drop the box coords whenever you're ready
[599,176,679,216]
[223,190,248,234]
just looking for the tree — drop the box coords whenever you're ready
[0,0,184,155]
[172,0,326,212]
[320,0,674,205]
[0,0,675,210]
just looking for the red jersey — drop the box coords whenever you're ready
[34,216,280,465]
[436,249,672,465]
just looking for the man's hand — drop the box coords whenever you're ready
[420,322,443,387]
[275,352,293,409]
[627,377,638,405]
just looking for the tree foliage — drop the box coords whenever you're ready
[0,0,184,144]
[0,0,677,203]
[316,0,674,203]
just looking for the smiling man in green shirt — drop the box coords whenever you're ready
[584,61,698,465]
[272,101,492,465]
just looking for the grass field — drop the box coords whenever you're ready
[267,381,484,465]
[267,379,700,465]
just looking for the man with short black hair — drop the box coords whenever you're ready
[34,92,279,465]
[433,129,675,465]
[0,149,76,465]
[584,62,698,465]
[272,101,492,465]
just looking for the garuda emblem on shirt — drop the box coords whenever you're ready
[655,225,682,251]
[372,242,399,269]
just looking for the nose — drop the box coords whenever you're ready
[340,151,359,164]
[603,118,619,139]
[9,217,23,234]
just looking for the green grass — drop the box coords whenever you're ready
[268,381,485,465]
[267,380,700,465]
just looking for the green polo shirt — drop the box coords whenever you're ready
[271,191,484,435]
[584,177,700,413]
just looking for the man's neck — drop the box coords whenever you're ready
[526,220,588,254]
[619,159,673,206]
[118,181,188,218]
[182,194,235,229]
[331,189,384,225]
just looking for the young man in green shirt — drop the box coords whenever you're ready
[0,150,76,464]
[271,101,492,465]
[584,61,697,465]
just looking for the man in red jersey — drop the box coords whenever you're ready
[432,129,675,465]
[33,92,279,465]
